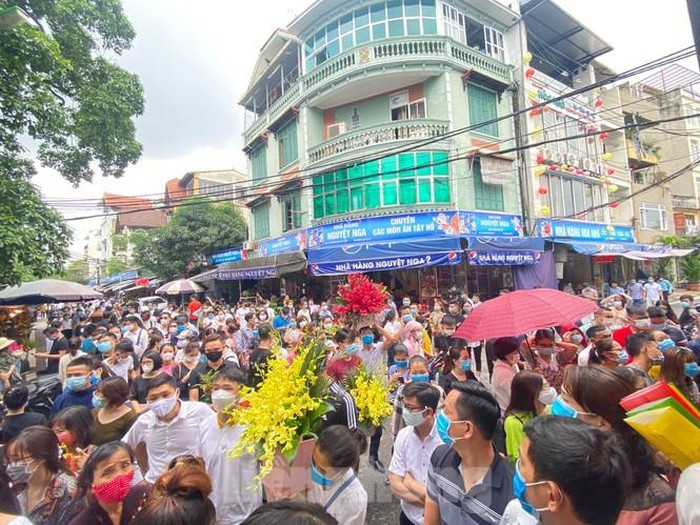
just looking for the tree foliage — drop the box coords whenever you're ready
[0,0,144,285]
[104,256,128,277]
[131,200,248,280]
[59,258,89,283]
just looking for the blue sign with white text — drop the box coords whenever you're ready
[210,248,244,266]
[308,210,523,248]
[536,219,635,243]
[309,251,462,276]
[468,250,540,266]
[258,231,308,257]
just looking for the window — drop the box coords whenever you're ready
[282,191,302,232]
[252,202,270,240]
[691,139,700,162]
[443,4,505,61]
[639,203,668,230]
[303,0,439,73]
[390,90,426,121]
[468,84,499,137]
[312,151,450,219]
[473,161,503,211]
[685,104,700,128]
[484,26,505,61]
[277,119,298,168]
[546,172,605,222]
[442,3,466,44]
[250,145,267,183]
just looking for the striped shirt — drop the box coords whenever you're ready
[320,381,358,431]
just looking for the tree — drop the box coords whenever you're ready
[0,0,144,285]
[104,256,128,277]
[60,258,89,283]
[132,200,248,280]
[660,235,700,283]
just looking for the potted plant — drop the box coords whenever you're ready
[681,255,700,291]
[226,337,332,500]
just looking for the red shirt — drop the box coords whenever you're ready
[613,325,634,349]
[325,356,361,382]
[187,298,202,320]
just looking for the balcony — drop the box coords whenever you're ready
[243,36,512,146]
[308,119,450,164]
[673,194,699,210]
[626,138,660,170]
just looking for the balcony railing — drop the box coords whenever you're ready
[308,119,450,164]
[244,36,512,145]
[672,194,698,209]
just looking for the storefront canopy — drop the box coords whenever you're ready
[465,236,545,266]
[209,251,307,281]
[560,241,675,259]
[307,236,462,276]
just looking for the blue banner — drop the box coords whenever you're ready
[536,219,635,243]
[258,231,307,257]
[218,267,278,280]
[310,252,462,276]
[210,248,244,266]
[308,237,462,264]
[467,250,540,266]
[308,210,523,248]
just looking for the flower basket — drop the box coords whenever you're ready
[227,338,332,498]
[333,273,389,327]
[344,366,393,429]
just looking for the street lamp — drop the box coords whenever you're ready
[0,5,32,30]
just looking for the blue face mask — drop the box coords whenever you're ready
[685,362,700,378]
[310,463,334,487]
[89,374,99,387]
[658,339,675,353]
[513,459,547,517]
[361,334,374,346]
[289,322,297,329]
[176,325,185,334]
[551,396,592,419]
[460,360,472,372]
[96,341,111,354]
[617,351,629,364]
[402,300,411,307]
[81,339,96,352]
[346,344,360,356]
[410,373,429,383]
[394,360,408,368]
[680,301,690,310]
[65,376,88,392]
[92,393,104,409]
[120,326,129,335]
[402,315,412,323]
[435,410,465,447]
[252,330,259,337]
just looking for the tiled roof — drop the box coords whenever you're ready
[103,192,155,210]
[116,209,167,229]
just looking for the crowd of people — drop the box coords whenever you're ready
[0,283,697,525]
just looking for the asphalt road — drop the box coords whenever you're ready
[359,422,402,524]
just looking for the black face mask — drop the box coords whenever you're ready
[206,351,223,362]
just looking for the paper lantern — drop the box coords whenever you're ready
[602,152,613,161]
[601,176,608,183]
[595,98,604,108]
[534,165,547,176]
[593,88,602,96]
[560,164,569,171]
[538,187,548,195]
[567,166,576,173]
[576,168,584,175]
[540,205,551,216]
[607,168,615,176]
[536,154,545,165]
[525,67,536,78]
[610,202,619,209]
[606,225,615,233]
[530,107,541,117]
[599,132,609,141]
[550,164,559,172]
[524,52,533,64]
[533,126,543,138]
[608,184,619,193]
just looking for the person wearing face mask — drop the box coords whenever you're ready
[196,367,261,524]
[402,321,425,358]
[103,340,136,384]
[1,385,48,444]
[69,442,150,525]
[158,342,177,376]
[309,425,367,525]
[51,357,98,417]
[522,329,577,392]
[659,347,700,408]
[325,329,362,382]
[36,326,68,375]
[122,374,212,484]
[391,356,444,439]
[504,371,555,465]
[678,294,699,340]
[490,337,524,416]
[627,279,646,307]
[590,338,628,370]
[577,325,611,366]
[172,342,202,401]
[625,333,662,387]
[190,334,235,402]
[648,307,687,346]
[122,316,148,361]
[6,426,86,525]
[644,277,663,308]
[555,365,677,524]
[439,347,478,395]
[501,416,630,525]
[92,377,138,445]
[130,351,165,413]
[446,302,464,325]
[424,382,513,525]
[388,382,442,525]
[429,301,444,335]
[51,406,95,474]
[612,304,652,350]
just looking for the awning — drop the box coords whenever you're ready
[560,241,675,259]
[466,236,544,266]
[190,268,219,283]
[308,237,462,276]
[215,251,307,280]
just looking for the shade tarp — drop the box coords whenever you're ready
[216,251,307,280]
[307,237,461,276]
[0,279,103,305]
[155,279,204,296]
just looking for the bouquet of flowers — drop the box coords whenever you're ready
[345,365,393,428]
[226,338,332,484]
[333,273,389,326]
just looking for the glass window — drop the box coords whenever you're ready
[468,84,499,137]
[640,203,668,230]
[326,21,339,41]
[355,7,369,27]
[421,0,436,17]
[388,19,404,37]
[277,119,298,168]
[340,13,353,34]
[388,0,403,19]
[407,19,421,35]
[473,161,504,211]
[326,39,340,58]
[423,18,437,34]
[373,23,387,39]
[356,26,370,44]
[282,191,302,231]
[371,2,386,21]
[405,0,420,16]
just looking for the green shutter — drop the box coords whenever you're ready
[278,120,298,167]
[473,162,504,211]
[468,84,499,137]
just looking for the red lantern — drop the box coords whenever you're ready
[538,187,548,195]
[595,98,604,108]
[576,168,584,175]
[550,164,559,171]
[525,67,536,78]
[599,132,609,141]
[610,202,619,209]
[607,168,615,175]
[536,154,545,165]
[530,107,541,117]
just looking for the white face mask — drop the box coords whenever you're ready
[148,394,178,418]
[161,352,174,362]
[211,390,238,412]
[141,364,154,374]
[184,355,199,364]
[635,318,652,329]
[538,387,557,405]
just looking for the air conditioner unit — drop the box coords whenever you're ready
[327,122,347,138]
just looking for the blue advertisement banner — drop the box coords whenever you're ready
[218,267,278,280]
[536,219,635,243]
[258,231,308,257]
[467,250,540,266]
[308,210,524,247]
[210,248,244,266]
[309,251,461,276]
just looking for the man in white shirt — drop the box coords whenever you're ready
[644,278,663,307]
[389,381,442,525]
[123,374,212,483]
[122,315,149,360]
[197,367,261,525]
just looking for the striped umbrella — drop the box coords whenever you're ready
[155,278,204,296]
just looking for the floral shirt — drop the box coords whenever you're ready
[17,471,85,525]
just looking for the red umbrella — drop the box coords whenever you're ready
[453,289,598,341]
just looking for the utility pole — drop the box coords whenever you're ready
[689,0,700,70]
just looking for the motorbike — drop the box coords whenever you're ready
[23,373,63,418]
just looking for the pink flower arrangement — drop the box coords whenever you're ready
[334,274,389,321]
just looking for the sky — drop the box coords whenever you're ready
[33,0,698,252]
